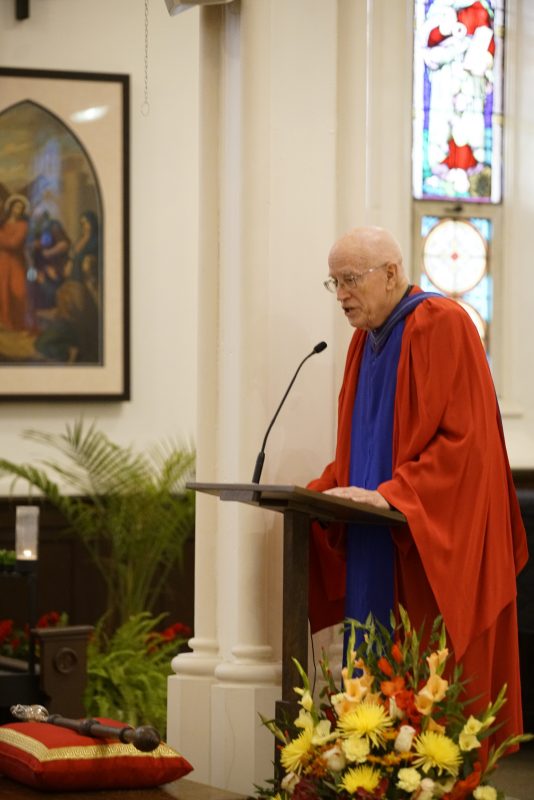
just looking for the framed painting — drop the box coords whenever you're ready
[0,67,130,401]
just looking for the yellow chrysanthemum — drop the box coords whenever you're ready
[338,701,393,747]
[341,765,382,794]
[280,727,314,774]
[342,734,370,763]
[396,767,422,792]
[413,731,462,777]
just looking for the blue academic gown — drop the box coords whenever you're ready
[345,292,437,638]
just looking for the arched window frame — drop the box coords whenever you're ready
[411,0,507,395]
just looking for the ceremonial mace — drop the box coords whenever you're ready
[11,705,161,753]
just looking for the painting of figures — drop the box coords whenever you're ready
[0,68,129,400]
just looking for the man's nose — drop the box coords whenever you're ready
[336,281,350,300]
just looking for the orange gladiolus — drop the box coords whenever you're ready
[377,657,394,677]
[380,676,405,696]
[391,643,403,664]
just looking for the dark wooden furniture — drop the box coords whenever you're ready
[516,488,534,732]
[188,482,405,716]
[0,537,93,723]
[0,624,93,724]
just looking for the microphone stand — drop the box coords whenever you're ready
[252,342,327,484]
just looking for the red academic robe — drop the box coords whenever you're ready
[308,293,529,748]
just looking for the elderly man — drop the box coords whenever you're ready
[308,226,528,750]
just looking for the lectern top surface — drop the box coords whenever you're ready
[187,482,406,526]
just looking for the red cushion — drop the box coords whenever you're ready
[0,718,193,791]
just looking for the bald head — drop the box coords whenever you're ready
[327,226,410,330]
[329,227,405,275]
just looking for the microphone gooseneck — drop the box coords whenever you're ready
[251,341,327,484]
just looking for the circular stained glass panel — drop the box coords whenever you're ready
[423,219,487,295]
[458,300,486,342]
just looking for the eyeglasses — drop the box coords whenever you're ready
[323,262,389,293]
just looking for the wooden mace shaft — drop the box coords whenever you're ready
[45,715,161,752]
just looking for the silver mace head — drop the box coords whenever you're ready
[10,704,49,722]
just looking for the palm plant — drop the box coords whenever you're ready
[0,419,195,633]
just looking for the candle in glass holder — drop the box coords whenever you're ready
[15,506,39,560]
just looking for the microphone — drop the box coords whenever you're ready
[251,341,328,484]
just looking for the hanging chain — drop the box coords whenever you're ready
[141,0,150,116]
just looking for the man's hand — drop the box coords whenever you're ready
[323,486,391,510]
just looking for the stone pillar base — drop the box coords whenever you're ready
[167,672,217,786]
[210,683,280,795]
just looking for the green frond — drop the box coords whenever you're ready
[85,612,182,730]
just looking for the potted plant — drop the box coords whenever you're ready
[0,419,195,633]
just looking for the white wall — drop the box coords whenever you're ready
[0,0,199,481]
[1,0,533,482]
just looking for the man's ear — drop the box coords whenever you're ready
[385,261,398,288]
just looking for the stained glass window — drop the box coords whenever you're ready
[419,215,492,349]
[412,0,505,203]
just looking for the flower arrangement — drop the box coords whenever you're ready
[259,609,532,800]
[0,611,68,661]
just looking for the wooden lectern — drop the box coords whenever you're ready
[188,482,406,719]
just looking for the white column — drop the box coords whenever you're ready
[168,2,282,791]
[167,7,223,785]
[209,2,281,792]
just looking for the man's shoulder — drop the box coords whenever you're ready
[409,290,473,327]
[404,291,484,355]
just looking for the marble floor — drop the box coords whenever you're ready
[488,741,534,800]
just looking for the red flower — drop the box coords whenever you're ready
[36,611,61,628]
[146,621,192,653]
[0,619,14,643]
[292,777,320,800]
[161,622,192,641]
[394,689,423,728]
[443,761,482,799]
[323,704,337,728]
[352,776,389,799]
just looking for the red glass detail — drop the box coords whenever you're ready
[442,140,479,170]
